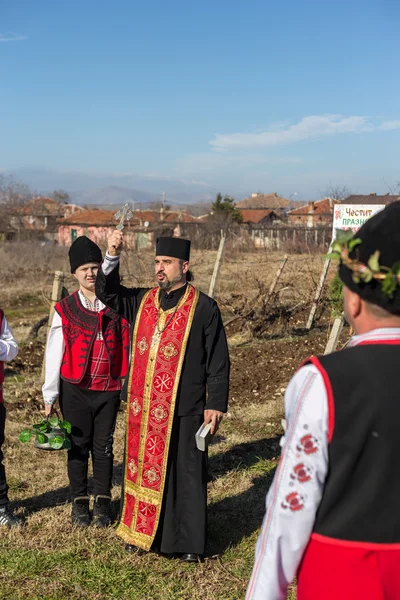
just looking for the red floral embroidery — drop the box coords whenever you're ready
[297,433,319,455]
[282,491,305,512]
[290,462,312,483]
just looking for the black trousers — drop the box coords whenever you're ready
[60,382,120,499]
[153,414,208,555]
[0,403,8,506]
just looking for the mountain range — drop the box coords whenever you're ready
[8,167,221,207]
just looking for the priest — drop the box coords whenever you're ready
[96,230,230,562]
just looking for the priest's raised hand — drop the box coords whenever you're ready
[107,230,124,256]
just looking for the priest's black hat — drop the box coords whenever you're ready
[156,237,191,261]
[69,236,102,273]
[339,201,400,314]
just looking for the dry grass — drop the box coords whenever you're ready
[0,243,330,599]
[1,375,286,600]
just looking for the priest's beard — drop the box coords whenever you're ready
[158,268,184,291]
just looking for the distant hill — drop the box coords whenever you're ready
[74,185,155,206]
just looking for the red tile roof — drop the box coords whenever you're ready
[59,209,197,226]
[239,209,278,223]
[288,198,336,216]
[344,194,400,205]
[237,193,292,209]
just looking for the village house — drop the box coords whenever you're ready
[239,209,281,225]
[58,207,197,248]
[7,196,84,240]
[287,197,336,228]
[236,192,294,211]
[343,193,400,205]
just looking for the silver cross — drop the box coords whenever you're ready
[114,203,133,230]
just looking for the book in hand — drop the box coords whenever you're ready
[195,422,213,451]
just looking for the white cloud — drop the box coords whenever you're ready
[0,32,27,42]
[209,115,400,151]
[380,120,400,131]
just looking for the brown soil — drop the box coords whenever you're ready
[5,327,351,417]
[229,331,329,406]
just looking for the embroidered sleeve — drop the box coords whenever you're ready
[246,364,329,600]
[42,312,65,404]
[0,316,18,362]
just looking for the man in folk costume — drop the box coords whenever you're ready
[42,236,129,528]
[96,230,230,562]
[247,201,400,600]
[0,308,20,527]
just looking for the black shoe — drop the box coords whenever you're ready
[71,496,91,528]
[92,495,112,528]
[0,505,23,528]
[180,553,203,563]
[125,543,146,555]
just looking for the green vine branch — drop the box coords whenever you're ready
[328,229,400,299]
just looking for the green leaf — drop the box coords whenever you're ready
[336,229,354,244]
[382,273,397,298]
[62,437,72,450]
[368,250,381,273]
[392,261,400,276]
[360,269,373,283]
[59,420,72,434]
[352,273,361,284]
[326,252,341,260]
[48,436,64,450]
[33,421,50,433]
[348,238,362,250]
[19,430,33,443]
[36,433,48,444]
[48,416,60,428]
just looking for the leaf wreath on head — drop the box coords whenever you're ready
[328,229,400,299]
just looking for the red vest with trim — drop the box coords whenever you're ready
[306,342,400,544]
[56,292,130,384]
[0,309,4,403]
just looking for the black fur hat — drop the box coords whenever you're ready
[68,236,102,273]
[339,201,400,314]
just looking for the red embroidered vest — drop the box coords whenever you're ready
[56,292,130,385]
[0,309,4,403]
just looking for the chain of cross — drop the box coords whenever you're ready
[114,203,133,230]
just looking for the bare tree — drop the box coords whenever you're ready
[50,189,71,204]
[147,200,171,211]
[382,179,400,195]
[321,184,351,201]
[0,174,34,240]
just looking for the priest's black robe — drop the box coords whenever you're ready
[95,265,230,555]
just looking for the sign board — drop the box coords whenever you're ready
[332,204,385,238]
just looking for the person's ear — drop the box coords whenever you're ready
[182,261,189,274]
[344,286,361,322]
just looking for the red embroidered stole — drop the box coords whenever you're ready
[117,284,199,549]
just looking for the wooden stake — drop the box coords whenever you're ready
[208,234,226,299]
[41,271,65,381]
[306,258,331,330]
[324,315,345,354]
[268,255,288,296]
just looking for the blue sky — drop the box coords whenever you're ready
[1,0,399,200]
